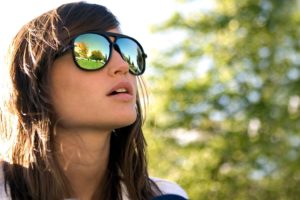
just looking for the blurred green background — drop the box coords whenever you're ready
[144,0,300,199]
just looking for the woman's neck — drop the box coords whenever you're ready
[54,126,111,200]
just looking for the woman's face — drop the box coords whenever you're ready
[49,28,137,130]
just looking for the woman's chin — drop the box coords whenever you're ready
[112,114,138,129]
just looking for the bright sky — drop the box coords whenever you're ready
[0,0,215,80]
[0,0,177,65]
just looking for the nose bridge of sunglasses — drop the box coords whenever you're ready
[112,43,124,60]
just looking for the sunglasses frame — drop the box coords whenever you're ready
[58,32,147,75]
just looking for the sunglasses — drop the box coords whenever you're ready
[58,32,147,75]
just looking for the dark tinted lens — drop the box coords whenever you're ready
[73,33,110,70]
[116,38,145,75]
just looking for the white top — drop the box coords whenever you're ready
[0,165,188,199]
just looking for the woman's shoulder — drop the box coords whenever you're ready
[151,177,188,199]
[0,160,9,199]
[0,160,4,184]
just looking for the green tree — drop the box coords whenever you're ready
[75,42,88,59]
[146,0,300,199]
[89,50,104,61]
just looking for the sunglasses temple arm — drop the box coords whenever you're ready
[55,45,73,58]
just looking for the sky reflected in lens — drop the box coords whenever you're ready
[117,38,144,74]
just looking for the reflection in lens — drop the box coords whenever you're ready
[116,38,145,75]
[74,33,110,70]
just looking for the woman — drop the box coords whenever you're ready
[0,2,188,200]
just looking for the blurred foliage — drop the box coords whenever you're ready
[144,0,300,199]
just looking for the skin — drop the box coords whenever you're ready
[49,28,137,199]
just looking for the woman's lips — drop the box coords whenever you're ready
[108,92,134,101]
[107,81,134,101]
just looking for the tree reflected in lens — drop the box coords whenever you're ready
[74,34,109,70]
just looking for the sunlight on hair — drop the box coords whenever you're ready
[0,61,16,162]
[0,138,11,161]
[0,113,18,163]
[0,54,11,103]
[137,77,149,121]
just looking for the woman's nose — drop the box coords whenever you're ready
[107,45,130,76]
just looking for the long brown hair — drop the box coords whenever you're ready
[0,2,160,199]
